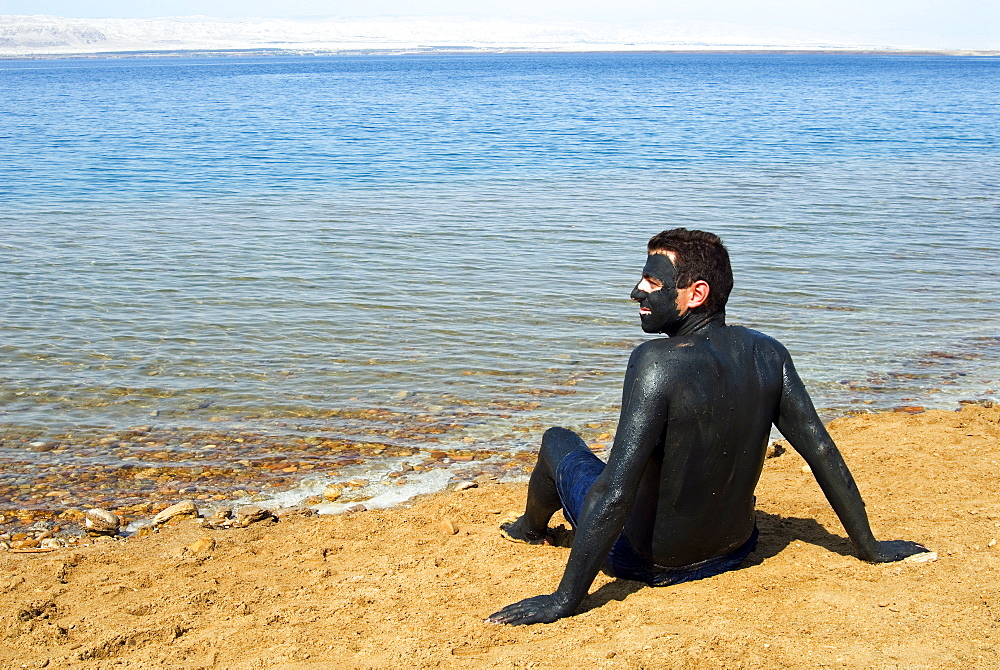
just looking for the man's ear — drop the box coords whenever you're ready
[685,280,711,310]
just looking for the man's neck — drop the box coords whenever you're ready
[671,310,726,337]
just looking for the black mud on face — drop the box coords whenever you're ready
[631,254,682,335]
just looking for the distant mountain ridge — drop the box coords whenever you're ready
[0,14,894,56]
[1,17,107,49]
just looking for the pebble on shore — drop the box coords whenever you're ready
[0,489,305,552]
[151,501,199,527]
[84,508,121,536]
[185,536,215,557]
[235,506,273,527]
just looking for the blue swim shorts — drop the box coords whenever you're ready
[554,448,758,586]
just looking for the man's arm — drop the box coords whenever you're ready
[774,351,925,562]
[487,344,670,625]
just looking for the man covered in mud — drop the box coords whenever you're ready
[488,228,926,626]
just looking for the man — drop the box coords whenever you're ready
[488,228,925,626]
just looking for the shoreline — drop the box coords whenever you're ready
[1,397,994,539]
[1,398,995,540]
[2,404,998,668]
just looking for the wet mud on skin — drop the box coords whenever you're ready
[630,253,683,336]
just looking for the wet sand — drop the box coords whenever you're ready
[2,405,999,669]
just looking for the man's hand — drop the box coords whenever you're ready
[862,539,929,563]
[486,593,575,626]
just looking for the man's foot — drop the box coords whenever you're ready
[499,517,553,545]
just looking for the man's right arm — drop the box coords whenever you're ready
[774,350,925,563]
[487,341,672,625]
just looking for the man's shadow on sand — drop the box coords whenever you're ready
[577,511,857,614]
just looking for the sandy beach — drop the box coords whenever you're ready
[2,404,998,669]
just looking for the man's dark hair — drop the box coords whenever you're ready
[647,228,733,315]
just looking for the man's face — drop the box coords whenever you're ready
[630,251,683,334]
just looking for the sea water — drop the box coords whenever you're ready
[1,53,998,515]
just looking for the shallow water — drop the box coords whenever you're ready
[1,53,998,519]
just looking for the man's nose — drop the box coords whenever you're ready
[634,276,659,295]
[631,284,646,301]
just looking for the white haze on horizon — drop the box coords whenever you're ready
[0,14,981,56]
[0,0,996,51]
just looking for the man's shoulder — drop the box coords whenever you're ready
[727,324,787,348]
[630,335,692,357]
[631,325,791,361]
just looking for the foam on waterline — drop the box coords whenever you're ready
[317,468,456,514]
[237,450,522,515]
[249,466,455,514]
[121,459,487,533]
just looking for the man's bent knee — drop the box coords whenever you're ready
[542,426,577,441]
[540,427,590,466]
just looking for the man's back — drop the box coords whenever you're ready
[488,229,925,627]
[625,324,787,566]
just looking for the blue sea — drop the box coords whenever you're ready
[1,52,998,516]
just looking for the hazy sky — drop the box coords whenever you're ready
[1,0,997,49]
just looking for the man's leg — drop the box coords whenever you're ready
[502,426,592,543]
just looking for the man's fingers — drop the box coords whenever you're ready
[870,539,930,562]
[487,596,559,625]
[487,601,529,623]
[890,539,927,555]
[487,605,535,625]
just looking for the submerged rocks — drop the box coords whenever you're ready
[84,508,121,536]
